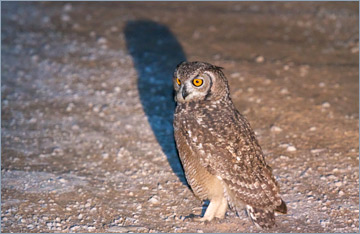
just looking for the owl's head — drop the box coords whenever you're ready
[173,61,230,103]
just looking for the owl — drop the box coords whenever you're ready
[173,61,287,229]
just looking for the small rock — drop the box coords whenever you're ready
[351,46,359,53]
[148,195,160,205]
[71,125,80,131]
[31,55,39,62]
[61,14,70,22]
[70,225,80,231]
[29,118,37,124]
[322,102,330,108]
[311,148,325,154]
[309,126,317,131]
[286,146,297,152]
[197,230,204,233]
[283,64,290,70]
[192,30,201,39]
[63,3,72,12]
[110,26,118,32]
[320,219,329,227]
[255,55,264,63]
[280,88,289,94]
[230,72,240,78]
[97,37,107,44]
[78,214,83,219]
[334,181,343,187]
[102,153,109,159]
[279,155,289,160]
[87,226,96,231]
[270,126,283,132]
[66,103,75,112]
[319,82,326,88]
[93,106,100,113]
[59,178,67,183]
[114,86,121,93]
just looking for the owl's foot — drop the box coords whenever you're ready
[183,213,202,221]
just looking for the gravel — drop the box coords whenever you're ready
[1,1,358,233]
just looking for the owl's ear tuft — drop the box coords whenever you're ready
[176,61,186,69]
[213,65,224,71]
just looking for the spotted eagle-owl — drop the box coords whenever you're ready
[173,61,287,229]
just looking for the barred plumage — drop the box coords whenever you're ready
[173,61,287,229]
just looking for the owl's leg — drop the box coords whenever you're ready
[198,196,227,222]
[214,196,228,219]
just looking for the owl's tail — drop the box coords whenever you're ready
[246,205,276,229]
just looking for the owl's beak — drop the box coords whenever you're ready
[182,86,190,100]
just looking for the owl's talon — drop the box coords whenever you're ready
[183,213,201,221]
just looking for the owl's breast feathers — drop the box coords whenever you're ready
[174,99,285,211]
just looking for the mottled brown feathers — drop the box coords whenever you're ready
[173,61,287,229]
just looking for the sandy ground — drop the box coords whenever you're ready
[1,2,359,233]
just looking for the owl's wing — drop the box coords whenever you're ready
[188,110,283,210]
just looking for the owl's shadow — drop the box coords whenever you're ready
[124,20,187,185]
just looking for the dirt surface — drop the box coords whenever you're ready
[1,2,359,233]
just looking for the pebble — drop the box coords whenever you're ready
[280,88,289,94]
[31,55,39,62]
[338,190,345,196]
[78,214,83,219]
[270,126,283,132]
[309,126,317,131]
[102,153,109,159]
[255,55,264,63]
[70,225,80,231]
[334,181,342,187]
[320,219,329,227]
[286,145,297,152]
[71,124,79,131]
[230,72,240,78]
[97,37,108,44]
[148,195,160,205]
[66,103,75,112]
[29,118,37,124]
[311,148,325,154]
[93,106,100,113]
[61,14,70,22]
[322,102,331,108]
[114,86,121,93]
[319,82,326,88]
[110,26,118,32]
[63,3,72,12]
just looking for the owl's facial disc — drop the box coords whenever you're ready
[174,74,211,103]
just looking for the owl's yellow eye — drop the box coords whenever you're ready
[192,78,203,87]
[176,78,181,86]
